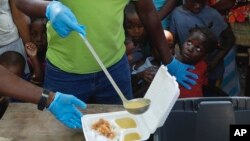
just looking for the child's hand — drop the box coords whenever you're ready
[139,66,158,83]
[25,42,38,57]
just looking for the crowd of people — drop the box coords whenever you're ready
[0,0,242,131]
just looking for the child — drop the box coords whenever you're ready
[124,2,146,48]
[169,0,237,96]
[152,30,175,63]
[125,31,173,98]
[0,51,25,117]
[124,36,143,66]
[0,51,25,77]
[25,42,44,85]
[22,18,47,86]
[178,26,223,98]
[124,3,159,98]
[29,18,47,68]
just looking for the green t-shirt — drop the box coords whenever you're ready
[46,0,129,74]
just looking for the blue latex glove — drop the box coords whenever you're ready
[48,92,87,129]
[166,57,198,90]
[45,1,86,37]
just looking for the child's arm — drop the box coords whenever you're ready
[25,42,44,85]
[136,66,159,83]
[210,0,236,15]
[157,0,177,21]
[208,26,235,71]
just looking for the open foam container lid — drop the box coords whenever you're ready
[81,65,180,141]
[141,65,180,134]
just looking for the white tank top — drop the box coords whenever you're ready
[0,0,19,46]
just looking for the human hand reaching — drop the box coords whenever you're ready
[138,66,158,83]
[25,42,37,58]
[45,1,86,37]
[166,57,198,90]
[48,92,87,129]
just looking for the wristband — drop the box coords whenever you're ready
[37,89,50,111]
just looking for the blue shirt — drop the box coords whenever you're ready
[153,0,170,29]
[169,5,228,79]
[170,5,227,45]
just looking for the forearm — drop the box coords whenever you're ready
[29,57,44,83]
[158,0,177,20]
[210,47,232,68]
[210,28,235,68]
[0,65,53,107]
[211,0,235,14]
[135,0,172,64]
[219,26,236,59]
[15,0,49,17]
[0,65,41,104]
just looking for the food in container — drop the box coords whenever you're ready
[82,66,180,141]
[124,132,141,141]
[115,117,137,129]
[92,118,116,139]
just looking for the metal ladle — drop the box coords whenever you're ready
[79,33,150,115]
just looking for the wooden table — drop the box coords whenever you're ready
[0,103,124,141]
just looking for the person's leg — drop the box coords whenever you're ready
[43,59,95,102]
[94,55,133,104]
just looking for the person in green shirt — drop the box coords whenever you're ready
[15,0,198,104]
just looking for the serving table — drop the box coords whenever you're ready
[0,103,124,141]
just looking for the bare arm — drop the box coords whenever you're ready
[211,0,235,15]
[0,65,86,129]
[158,0,177,20]
[208,26,235,71]
[134,0,173,64]
[30,56,44,85]
[0,65,53,105]
[15,0,49,17]
[9,0,31,44]
[25,43,44,85]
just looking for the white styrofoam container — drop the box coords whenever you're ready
[81,65,180,141]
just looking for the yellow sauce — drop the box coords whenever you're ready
[124,132,141,141]
[115,117,137,129]
[124,101,148,109]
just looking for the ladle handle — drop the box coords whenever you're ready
[79,33,128,103]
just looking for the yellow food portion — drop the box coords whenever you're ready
[115,117,137,129]
[124,132,141,141]
[124,101,148,109]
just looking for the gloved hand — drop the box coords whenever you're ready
[166,57,198,90]
[45,1,86,37]
[48,92,87,129]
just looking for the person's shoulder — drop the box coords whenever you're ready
[172,5,184,14]
[171,6,188,17]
